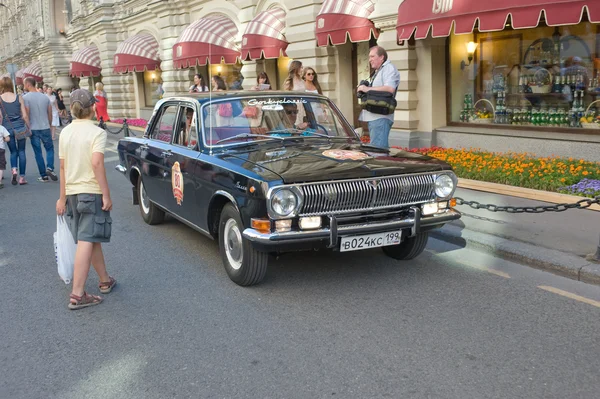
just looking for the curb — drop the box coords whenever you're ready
[430,224,600,286]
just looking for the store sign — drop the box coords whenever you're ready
[432,0,453,14]
[317,18,325,29]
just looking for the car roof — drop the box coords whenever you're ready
[162,90,328,105]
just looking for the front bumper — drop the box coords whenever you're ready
[243,207,460,252]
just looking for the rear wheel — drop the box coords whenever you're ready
[382,232,429,260]
[219,203,268,286]
[137,176,165,225]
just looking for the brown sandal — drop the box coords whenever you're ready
[99,276,117,294]
[68,292,103,310]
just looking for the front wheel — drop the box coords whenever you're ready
[219,203,268,286]
[137,176,165,225]
[382,232,429,260]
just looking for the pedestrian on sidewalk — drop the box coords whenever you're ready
[56,89,116,310]
[93,82,110,122]
[302,67,322,94]
[0,76,30,185]
[189,74,209,93]
[0,125,10,189]
[23,77,56,183]
[45,86,60,139]
[56,88,67,122]
[283,60,305,91]
[357,46,400,149]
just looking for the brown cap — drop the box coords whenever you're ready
[70,89,97,108]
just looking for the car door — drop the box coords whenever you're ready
[162,103,203,224]
[141,102,179,208]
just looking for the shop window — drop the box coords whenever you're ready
[449,23,600,130]
[209,61,244,90]
[142,70,162,107]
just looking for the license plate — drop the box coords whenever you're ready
[340,230,402,252]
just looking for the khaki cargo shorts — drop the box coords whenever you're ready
[66,193,112,243]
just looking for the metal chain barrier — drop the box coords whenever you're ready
[97,117,135,137]
[455,195,600,213]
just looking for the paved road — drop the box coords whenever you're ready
[1,134,600,398]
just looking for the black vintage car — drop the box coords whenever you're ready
[116,91,460,285]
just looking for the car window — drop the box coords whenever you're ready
[150,105,178,143]
[173,106,198,148]
[202,97,356,147]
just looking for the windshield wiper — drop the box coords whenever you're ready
[360,143,388,151]
[215,133,285,145]
[268,129,333,139]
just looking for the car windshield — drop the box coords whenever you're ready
[201,96,358,147]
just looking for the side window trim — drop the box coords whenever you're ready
[148,101,180,142]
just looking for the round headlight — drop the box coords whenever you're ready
[435,174,455,198]
[271,189,298,217]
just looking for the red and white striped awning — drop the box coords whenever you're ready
[173,15,241,67]
[15,68,24,85]
[316,0,378,46]
[114,33,161,73]
[23,62,43,82]
[397,0,600,40]
[242,7,288,60]
[70,45,102,78]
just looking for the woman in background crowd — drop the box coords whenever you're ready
[283,60,305,91]
[189,74,209,93]
[0,77,29,185]
[56,88,67,120]
[303,67,323,94]
[94,82,110,122]
[252,72,271,91]
[212,75,227,91]
[45,86,60,139]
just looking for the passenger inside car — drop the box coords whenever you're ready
[176,107,196,147]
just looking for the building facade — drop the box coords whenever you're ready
[1,0,599,161]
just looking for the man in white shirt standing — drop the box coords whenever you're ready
[357,46,400,149]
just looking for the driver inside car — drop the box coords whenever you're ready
[271,103,318,137]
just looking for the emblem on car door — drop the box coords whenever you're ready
[172,162,184,205]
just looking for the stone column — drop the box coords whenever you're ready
[150,1,193,97]
[283,0,338,101]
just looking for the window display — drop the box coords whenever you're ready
[450,23,600,130]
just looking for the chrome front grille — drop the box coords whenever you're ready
[299,174,436,216]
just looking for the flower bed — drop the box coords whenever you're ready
[110,118,148,128]
[389,145,600,197]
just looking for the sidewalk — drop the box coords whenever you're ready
[432,187,600,285]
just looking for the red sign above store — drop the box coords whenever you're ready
[397,0,600,40]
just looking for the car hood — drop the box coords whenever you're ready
[224,142,451,183]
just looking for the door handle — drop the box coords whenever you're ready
[161,151,173,158]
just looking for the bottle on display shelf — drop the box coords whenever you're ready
[552,75,561,93]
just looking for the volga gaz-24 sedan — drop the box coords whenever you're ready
[116,91,460,286]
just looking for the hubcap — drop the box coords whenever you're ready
[224,218,243,270]
[140,181,150,214]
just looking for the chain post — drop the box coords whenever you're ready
[98,116,105,129]
[123,118,129,137]
[588,234,600,263]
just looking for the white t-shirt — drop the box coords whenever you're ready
[0,125,9,150]
[189,85,209,93]
[59,119,107,195]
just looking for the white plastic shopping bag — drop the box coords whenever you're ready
[54,215,76,284]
